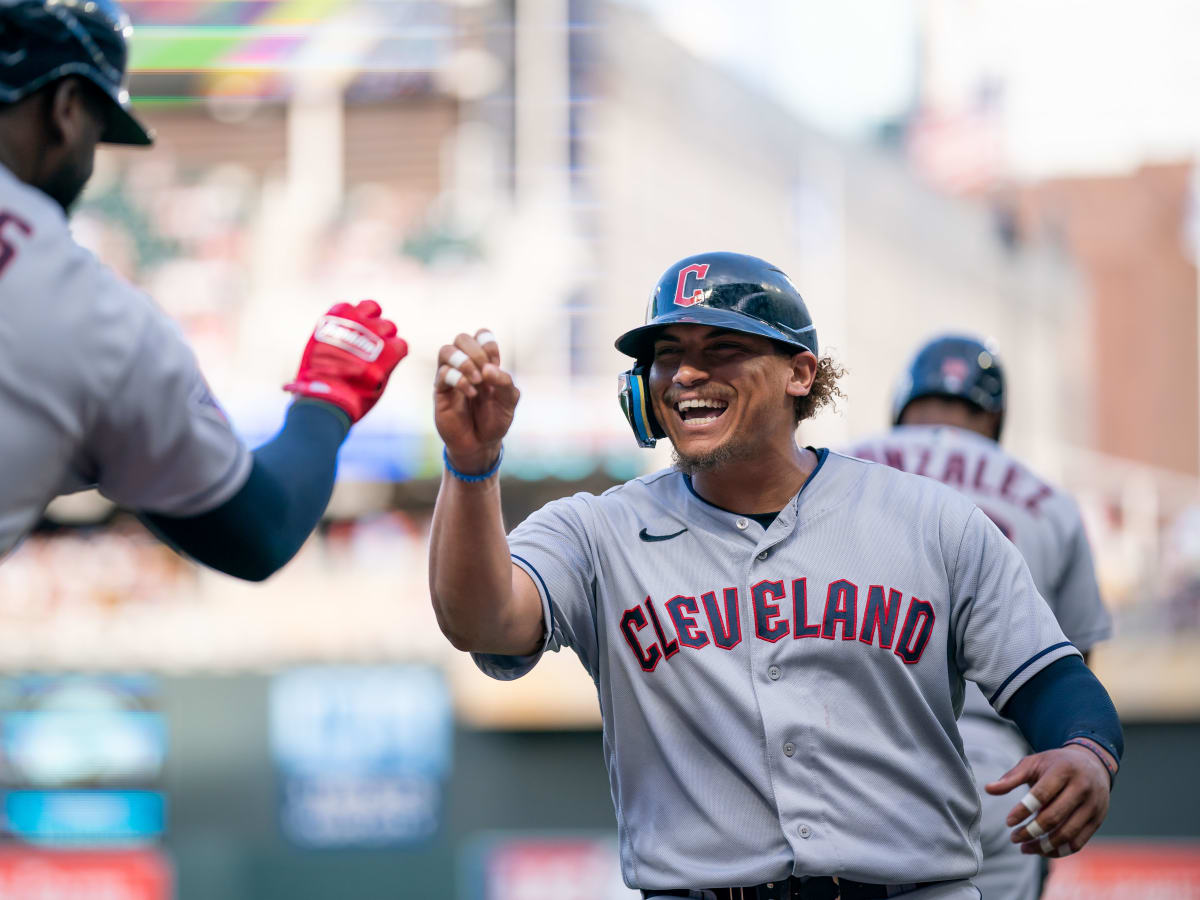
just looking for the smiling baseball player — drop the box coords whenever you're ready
[0,0,407,577]
[848,335,1113,900]
[428,252,1123,899]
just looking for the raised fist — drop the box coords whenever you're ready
[434,328,520,474]
[285,300,408,424]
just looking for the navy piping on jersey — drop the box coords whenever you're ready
[512,552,559,643]
[682,447,830,518]
[988,641,1073,706]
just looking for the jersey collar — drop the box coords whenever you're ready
[681,447,830,520]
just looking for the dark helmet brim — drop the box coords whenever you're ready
[614,305,817,360]
[99,93,153,145]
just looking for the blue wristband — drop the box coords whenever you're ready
[444,446,503,482]
[1064,736,1118,787]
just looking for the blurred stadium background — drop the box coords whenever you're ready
[1,0,1198,897]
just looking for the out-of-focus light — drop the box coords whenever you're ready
[205,103,260,126]
[435,47,504,101]
[205,76,263,125]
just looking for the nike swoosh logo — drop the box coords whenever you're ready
[639,527,688,542]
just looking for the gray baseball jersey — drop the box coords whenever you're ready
[0,163,252,560]
[848,425,1111,723]
[474,450,1079,889]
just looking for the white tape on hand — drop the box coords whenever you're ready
[443,368,463,388]
[1020,792,1042,816]
[1058,844,1073,857]
[1026,819,1046,839]
[476,330,498,347]
[1039,835,1054,855]
[448,349,470,369]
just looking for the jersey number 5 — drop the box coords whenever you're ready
[0,211,33,276]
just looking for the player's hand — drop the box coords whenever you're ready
[284,300,408,424]
[435,329,519,474]
[986,742,1115,858]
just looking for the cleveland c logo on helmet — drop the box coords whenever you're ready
[673,263,709,307]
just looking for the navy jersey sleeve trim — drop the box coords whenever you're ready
[989,641,1073,706]
[512,552,557,641]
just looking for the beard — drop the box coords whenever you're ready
[671,429,757,476]
[37,151,94,214]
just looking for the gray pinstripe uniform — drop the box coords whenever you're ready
[849,426,1111,900]
[0,163,251,560]
[475,450,1079,892]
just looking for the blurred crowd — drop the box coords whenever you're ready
[0,145,1195,673]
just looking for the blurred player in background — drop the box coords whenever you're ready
[0,0,407,577]
[848,335,1113,900]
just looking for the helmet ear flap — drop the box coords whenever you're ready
[618,363,666,448]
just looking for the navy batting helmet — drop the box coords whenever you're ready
[892,334,1005,435]
[616,252,818,447]
[0,0,153,146]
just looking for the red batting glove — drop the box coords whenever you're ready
[284,300,408,424]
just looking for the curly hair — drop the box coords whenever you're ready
[793,355,845,424]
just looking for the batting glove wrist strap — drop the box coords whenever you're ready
[444,445,503,482]
[284,300,408,425]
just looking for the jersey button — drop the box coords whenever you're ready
[756,550,769,561]
[798,824,812,839]
[735,518,749,530]
[768,665,781,680]
[783,742,795,757]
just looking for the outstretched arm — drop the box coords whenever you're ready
[143,300,407,581]
[143,400,347,581]
[428,329,543,655]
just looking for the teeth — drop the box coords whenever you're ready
[676,398,728,411]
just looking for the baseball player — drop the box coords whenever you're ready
[847,336,1112,900]
[0,0,406,577]
[428,252,1123,899]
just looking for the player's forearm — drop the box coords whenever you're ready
[143,401,347,581]
[429,470,529,652]
[1002,655,1124,767]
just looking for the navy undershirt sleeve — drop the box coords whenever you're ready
[142,400,349,581]
[1001,655,1124,764]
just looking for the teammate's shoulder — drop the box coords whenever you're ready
[843,424,950,462]
[0,169,148,311]
[958,433,1078,515]
[843,428,893,453]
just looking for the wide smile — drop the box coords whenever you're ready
[673,397,730,430]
